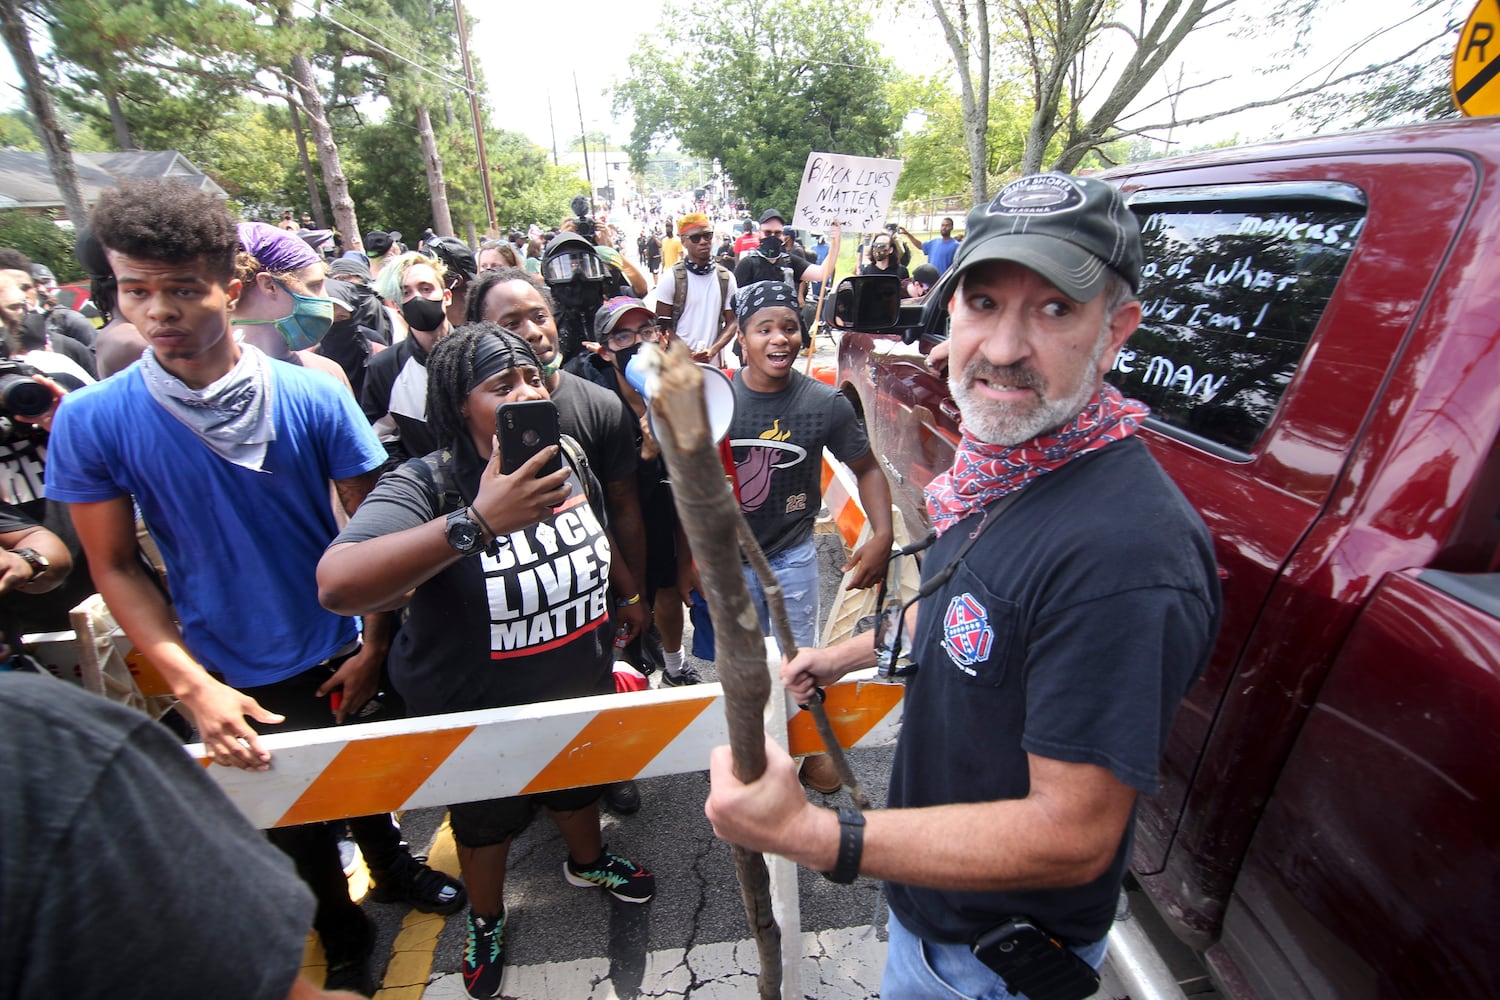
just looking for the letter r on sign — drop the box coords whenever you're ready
[1465,22,1492,62]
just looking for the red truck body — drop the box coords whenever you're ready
[837,119,1500,998]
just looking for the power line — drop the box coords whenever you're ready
[318,0,434,73]
[288,0,474,96]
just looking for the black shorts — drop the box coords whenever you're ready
[641,478,680,595]
[447,785,604,848]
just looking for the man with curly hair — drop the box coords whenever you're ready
[46,179,464,994]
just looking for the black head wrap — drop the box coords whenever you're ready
[465,328,542,395]
[735,280,803,331]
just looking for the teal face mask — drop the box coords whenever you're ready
[233,280,334,350]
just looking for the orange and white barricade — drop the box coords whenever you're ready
[194,672,904,830]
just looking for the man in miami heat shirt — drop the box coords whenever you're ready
[728,281,893,651]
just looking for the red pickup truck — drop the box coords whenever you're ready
[835,118,1500,999]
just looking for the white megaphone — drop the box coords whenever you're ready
[625,347,735,444]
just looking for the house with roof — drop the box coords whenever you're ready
[0,149,225,215]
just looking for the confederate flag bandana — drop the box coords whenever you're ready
[924,384,1150,537]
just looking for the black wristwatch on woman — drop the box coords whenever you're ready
[445,508,486,556]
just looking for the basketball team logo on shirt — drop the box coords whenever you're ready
[942,592,993,674]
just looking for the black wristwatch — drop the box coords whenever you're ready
[823,806,866,884]
[444,508,486,557]
[13,547,48,578]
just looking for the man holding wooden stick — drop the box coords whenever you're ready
[706,174,1221,999]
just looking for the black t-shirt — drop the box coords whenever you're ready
[734,251,811,289]
[0,674,315,999]
[887,438,1220,947]
[332,447,613,716]
[551,370,637,487]
[361,339,440,469]
[0,502,36,645]
[859,261,909,280]
[24,307,96,348]
[728,369,869,557]
[0,421,94,636]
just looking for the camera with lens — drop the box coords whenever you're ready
[0,359,53,420]
[0,359,54,443]
[570,194,597,241]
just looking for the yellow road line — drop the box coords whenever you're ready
[376,815,460,997]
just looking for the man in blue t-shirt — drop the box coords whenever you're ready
[45,179,463,993]
[707,175,1221,997]
[917,216,960,275]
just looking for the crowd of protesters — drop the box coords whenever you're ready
[0,173,900,1000]
[0,159,1219,1000]
[0,180,977,999]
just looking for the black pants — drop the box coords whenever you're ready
[240,652,405,943]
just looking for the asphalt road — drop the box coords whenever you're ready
[339,532,900,998]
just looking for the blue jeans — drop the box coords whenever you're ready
[741,538,820,653]
[882,910,1109,999]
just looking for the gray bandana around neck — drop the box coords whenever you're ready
[139,342,277,471]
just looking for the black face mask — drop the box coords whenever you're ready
[758,235,784,257]
[401,295,447,333]
[613,342,643,372]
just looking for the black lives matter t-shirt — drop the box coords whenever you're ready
[729,369,869,558]
[333,454,613,717]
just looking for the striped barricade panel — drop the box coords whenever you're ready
[819,449,868,552]
[195,672,905,829]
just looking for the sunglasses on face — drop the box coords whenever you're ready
[684,233,714,244]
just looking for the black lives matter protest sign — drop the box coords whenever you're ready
[792,152,904,232]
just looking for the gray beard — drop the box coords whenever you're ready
[949,334,1108,446]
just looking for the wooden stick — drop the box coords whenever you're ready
[803,256,836,374]
[736,520,870,810]
[644,341,781,999]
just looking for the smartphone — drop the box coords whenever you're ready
[971,919,1100,1000]
[496,399,563,476]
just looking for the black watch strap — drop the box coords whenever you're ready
[13,547,48,576]
[823,806,866,884]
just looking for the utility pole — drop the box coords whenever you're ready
[573,72,594,211]
[548,94,559,166]
[454,0,497,236]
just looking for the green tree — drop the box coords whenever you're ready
[1281,0,1462,131]
[485,129,589,232]
[0,210,87,282]
[892,75,1042,200]
[614,0,898,213]
[1,0,89,224]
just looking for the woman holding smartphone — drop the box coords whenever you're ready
[317,323,652,999]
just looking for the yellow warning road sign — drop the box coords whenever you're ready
[1455,0,1500,116]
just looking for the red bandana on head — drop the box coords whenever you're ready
[924,384,1150,537]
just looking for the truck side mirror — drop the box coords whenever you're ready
[824,275,902,330]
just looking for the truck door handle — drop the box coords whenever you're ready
[940,400,961,422]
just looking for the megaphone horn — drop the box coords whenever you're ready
[625,346,735,445]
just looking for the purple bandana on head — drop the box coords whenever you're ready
[238,221,320,273]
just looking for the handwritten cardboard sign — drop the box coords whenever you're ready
[793,152,904,231]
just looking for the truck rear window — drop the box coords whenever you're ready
[1108,183,1367,454]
